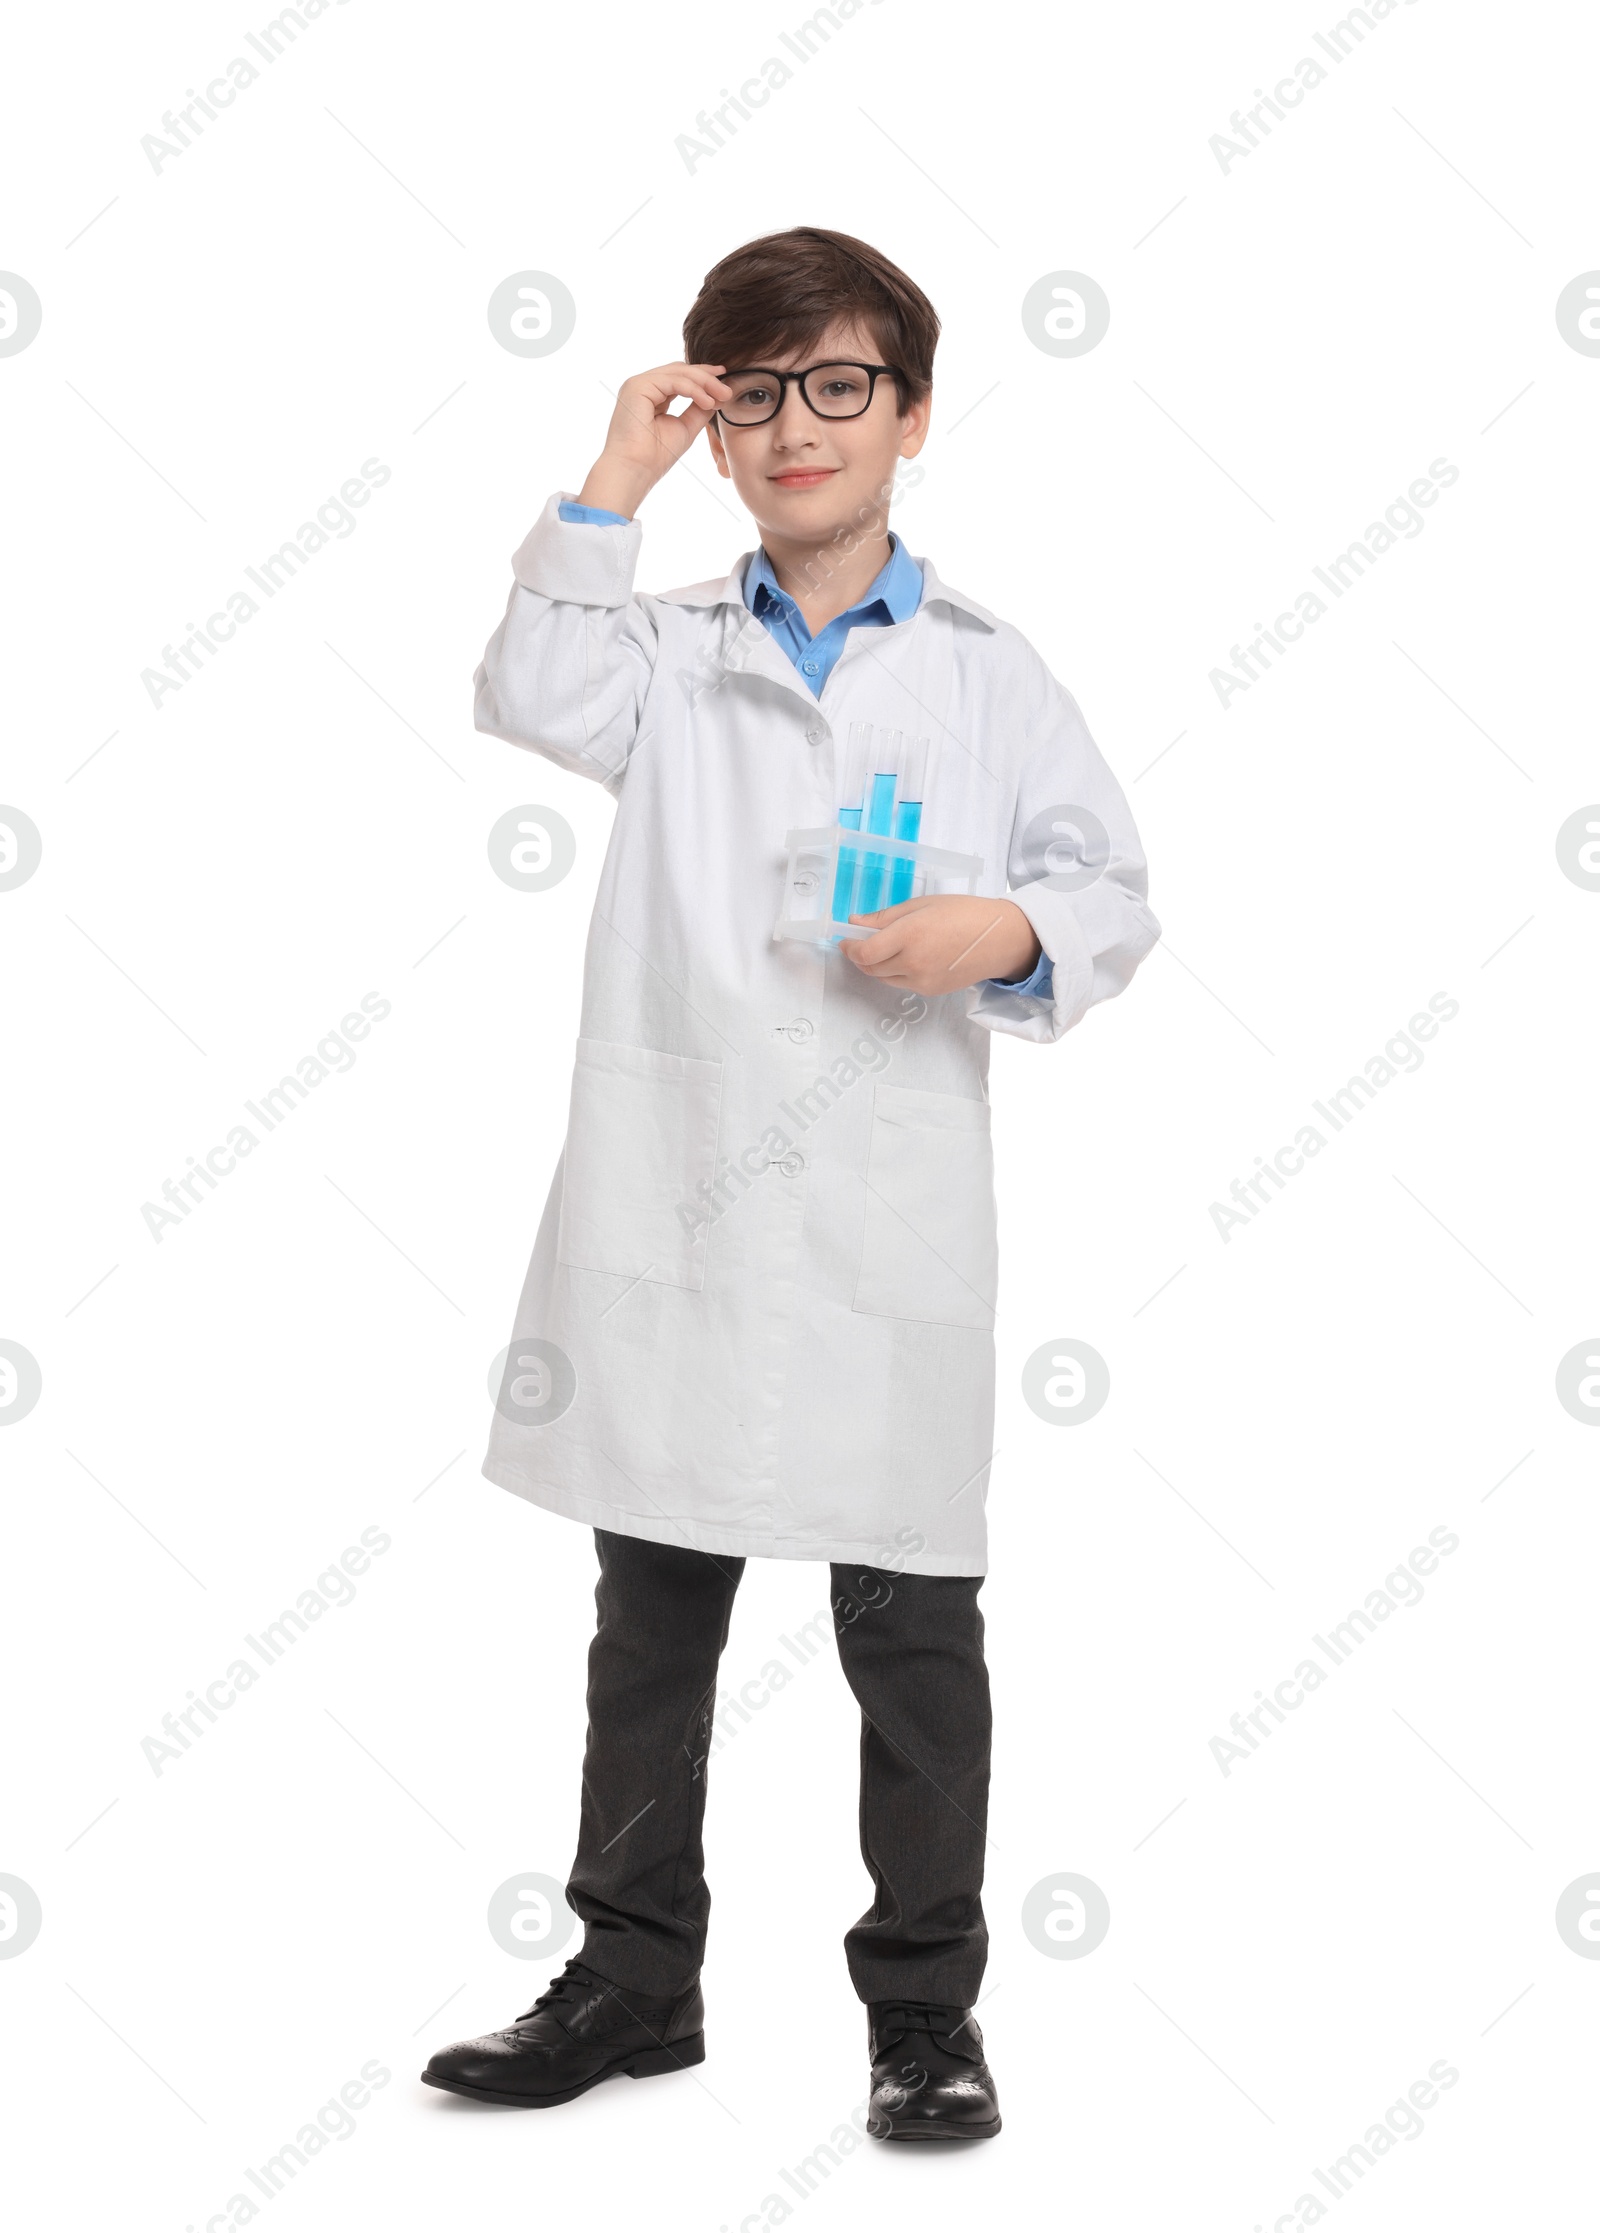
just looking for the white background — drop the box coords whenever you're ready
[3,0,1598,2225]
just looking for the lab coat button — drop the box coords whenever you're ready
[805,724,826,746]
[786,1017,814,1042]
[778,1152,806,1176]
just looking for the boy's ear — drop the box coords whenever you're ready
[705,422,732,479]
[898,393,931,460]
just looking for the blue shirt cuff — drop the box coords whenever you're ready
[986,948,1054,999]
[558,499,632,526]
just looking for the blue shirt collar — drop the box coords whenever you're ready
[744,531,922,633]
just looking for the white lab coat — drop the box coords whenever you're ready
[475,493,1160,1575]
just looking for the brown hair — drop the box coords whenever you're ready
[682,227,938,411]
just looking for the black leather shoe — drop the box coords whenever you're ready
[866,1999,1001,2140]
[422,1959,705,2107]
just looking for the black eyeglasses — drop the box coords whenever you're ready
[714,361,903,427]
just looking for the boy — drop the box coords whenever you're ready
[423,227,1159,2139]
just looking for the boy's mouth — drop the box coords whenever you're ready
[768,468,840,489]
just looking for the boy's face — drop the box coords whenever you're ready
[704,317,929,549]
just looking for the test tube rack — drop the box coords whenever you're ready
[774,721,983,946]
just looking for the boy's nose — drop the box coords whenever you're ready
[770,390,820,442]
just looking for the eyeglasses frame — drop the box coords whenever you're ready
[712,360,905,428]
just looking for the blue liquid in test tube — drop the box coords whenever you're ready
[889,796,922,902]
[855,771,899,915]
[889,735,929,904]
[829,722,874,933]
[830,803,863,927]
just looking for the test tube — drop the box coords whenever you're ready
[854,730,902,917]
[830,721,871,928]
[889,734,928,903]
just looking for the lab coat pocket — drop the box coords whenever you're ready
[853,1084,998,1330]
[557,1039,724,1291]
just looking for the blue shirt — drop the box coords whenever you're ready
[557,499,1053,998]
[742,529,923,691]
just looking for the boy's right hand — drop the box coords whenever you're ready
[575,363,733,519]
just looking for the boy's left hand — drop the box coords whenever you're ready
[843,895,1042,995]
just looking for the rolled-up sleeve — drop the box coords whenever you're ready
[966,658,1161,1044]
[473,491,659,787]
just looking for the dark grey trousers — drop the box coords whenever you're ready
[564,1527,992,2006]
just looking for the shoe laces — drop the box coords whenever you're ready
[874,2000,973,2047]
[512,1960,608,2026]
